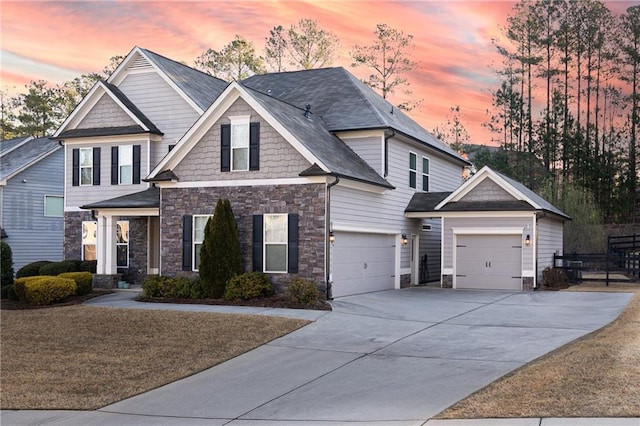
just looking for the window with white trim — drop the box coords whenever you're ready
[116,221,129,268]
[230,116,250,171]
[80,148,93,185]
[422,156,430,192]
[409,152,417,189]
[44,195,63,217]
[119,145,133,184]
[193,215,212,271]
[264,214,288,273]
[82,221,97,261]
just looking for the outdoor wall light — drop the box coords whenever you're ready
[525,234,531,247]
[329,231,335,245]
[401,233,408,246]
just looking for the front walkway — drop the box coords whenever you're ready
[1,288,635,425]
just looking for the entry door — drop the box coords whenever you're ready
[456,234,522,290]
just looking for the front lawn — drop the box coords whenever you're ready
[437,282,640,418]
[0,306,308,410]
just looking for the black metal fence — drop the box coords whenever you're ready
[553,251,639,286]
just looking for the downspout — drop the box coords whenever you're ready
[384,130,395,178]
[325,175,340,300]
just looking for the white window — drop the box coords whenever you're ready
[193,215,212,271]
[230,116,250,171]
[422,156,430,192]
[409,152,417,189]
[116,221,129,268]
[119,145,133,185]
[82,221,97,261]
[44,195,63,217]
[80,148,93,185]
[264,214,288,273]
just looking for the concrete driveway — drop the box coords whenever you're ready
[1,287,633,426]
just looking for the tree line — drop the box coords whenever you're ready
[1,19,419,140]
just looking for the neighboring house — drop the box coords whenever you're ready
[60,45,572,298]
[406,166,570,290]
[0,136,64,271]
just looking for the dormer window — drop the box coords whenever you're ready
[221,117,260,172]
[230,116,250,171]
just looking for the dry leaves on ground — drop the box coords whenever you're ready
[437,282,640,419]
[0,306,308,410]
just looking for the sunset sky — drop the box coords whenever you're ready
[0,1,636,145]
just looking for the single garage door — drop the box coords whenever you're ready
[332,232,395,298]
[456,234,522,290]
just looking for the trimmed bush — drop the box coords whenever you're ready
[39,260,80,276]
[13,277,31,301]
[142,276,202,299]
[23,276,76,305]
[58,272,93,295]
[1,241,14,287]
[285,277,320,304]
[79,260,97,273]
[224,272,274,300]
[16,261,52,278]
[542,267,568,289]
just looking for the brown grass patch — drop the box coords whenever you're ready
[437,283,640,419]
[0,306,308,410]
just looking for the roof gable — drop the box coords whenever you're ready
[0,137,61,183]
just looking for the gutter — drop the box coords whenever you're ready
[325,176,340,300]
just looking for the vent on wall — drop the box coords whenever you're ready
[422,224,432,231]
[129,55,152,71]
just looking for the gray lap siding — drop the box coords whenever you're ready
[160,184,326,291]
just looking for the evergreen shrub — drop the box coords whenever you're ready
[224,272,274,300]
[285,277,320,304]
[58,272,93,295]
[16,261,52,278]
[1,241,14,287]
[39,260,79,276]
[23,276,76,305]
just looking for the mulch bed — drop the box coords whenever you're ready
[136,294,332,311]
[0,291,111,310]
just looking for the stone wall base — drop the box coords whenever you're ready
[93,274,121,289]
[523,276,534,291]
[442,275,453,288]
[400,274,411,288]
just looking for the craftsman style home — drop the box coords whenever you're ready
[55,46,566,296]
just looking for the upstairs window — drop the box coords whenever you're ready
[231,116,250,171]
[422,156,430,192]
[119,145,133,184]
[409,152,417,189]
[221,119,260,172]
[111,145,140,185]
[73,147,100,186]
[80,148,93,186]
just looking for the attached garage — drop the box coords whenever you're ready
[331,232,396,298]
[405,166,570,291]
[455,234,522,290]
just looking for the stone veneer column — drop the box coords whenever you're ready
[442,275,453,288]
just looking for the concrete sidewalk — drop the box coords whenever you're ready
[1,288,637,426]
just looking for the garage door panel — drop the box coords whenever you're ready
[332,232,395,298]
[456,234,522,291]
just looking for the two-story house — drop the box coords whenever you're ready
[54,46,474,297]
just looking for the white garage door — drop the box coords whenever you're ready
[456,234,522,290]
[332,232,395,298]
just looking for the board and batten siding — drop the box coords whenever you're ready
[536,217,564,280]
[64,140,150,209]
[442,216,535,273]
[117,72,201,166]
[2,150,64,270]
[173,98,311,182]
[331,135,464,270]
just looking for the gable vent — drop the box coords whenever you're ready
[129,55,152,71]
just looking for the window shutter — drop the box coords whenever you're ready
[182,215,193,271]
[221,124,231,172]
[252,215,263,272]
[93,147,101,186]
[288,213,299,273]
[249,122,260,171]
[72,149,79,186]
[111,146,119,185]
[133,145,141,184]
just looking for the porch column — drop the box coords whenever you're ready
[96,214,117,275]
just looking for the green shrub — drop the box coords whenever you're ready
[13,277,31,301]
[142,276,202,299]
[7,285,19,301]
[39,260,79,276]
[542,267,568,289]
[23,276,76,305]
[286,277,320,304]
[224,272,274,300]
[58,272,93,295]
[1,284,13,299]
[79,260,97,273]
[1,241,14,287]
[16,261,52,278]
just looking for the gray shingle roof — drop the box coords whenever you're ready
[57,125,150,139]
[141,48,228,111]
[103,83,163,135]
[245,86,393,189]
[0,137,60,181]
[405,192,451,212]
[496,171,569,219]
[242,68,468,165]
[0,136,32,155]
[81,187,159,209]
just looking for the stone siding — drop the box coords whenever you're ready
[161,184,326,291]
[442,274,453,288]
[400,274,411,288]
[77,94,136,129]
[523,276,534,291]
[173,98,311,181]
[64,211,94,260]
[460,178,514,202]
